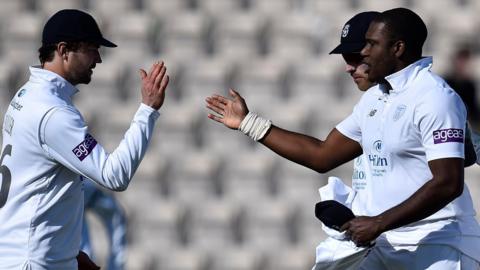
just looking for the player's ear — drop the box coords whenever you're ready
[56,42,68,61]
[392,40,405,58]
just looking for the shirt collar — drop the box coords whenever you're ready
[29,66,79,99]
[383,57,433,94]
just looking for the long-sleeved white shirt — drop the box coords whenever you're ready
[0,67,159,270]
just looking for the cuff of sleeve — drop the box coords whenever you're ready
[426,151,464,162]
[335,126,361,143]
[139,103,160,120]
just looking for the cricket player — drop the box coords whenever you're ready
[0,9,169,270]
[315,10,479,270]
[206,8,480,269]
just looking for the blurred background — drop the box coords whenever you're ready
[1,0,480,269]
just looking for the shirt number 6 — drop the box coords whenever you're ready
[0,144,12,208]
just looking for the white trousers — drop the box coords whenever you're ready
[312,237,368,270]
[312,251,366,270]
[358,244,480,270]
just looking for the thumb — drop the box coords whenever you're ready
[340,221,351,232]
[139,69,147,80]
[230,88,240,99]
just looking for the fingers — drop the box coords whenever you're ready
[147,62,156,76]
[148,61,163,81]
[206,96,227,110]
[341,221,355,242]
[229,89,237,98]
[140,61,169,110]
[145,61,168,93]
[206,95,229,120]
[206,93,231,104]
[207,113,224,124]
[351,236,369,247]
[154,65,167,90]
[206,102,224,116]
[344,226,371,247]
[346,228,363,246]
[139,69,147,80]
[229,88,243,101]
[212,94,229,105]
[159,75,170,93]
[355,241,370,247]
[148,62,163,82]
[340,221,350,232]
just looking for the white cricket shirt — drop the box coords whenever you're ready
[0,67,159,269]
[336,57,480,260]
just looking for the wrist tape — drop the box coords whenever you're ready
[238,112,272,141]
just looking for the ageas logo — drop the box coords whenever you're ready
[432,128,463,144]
[72,134,97,161]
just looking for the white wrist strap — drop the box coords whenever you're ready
[239,112,272,141]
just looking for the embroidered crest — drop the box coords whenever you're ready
[342,24,350,38]
[393,105,406,121]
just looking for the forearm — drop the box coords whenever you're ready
[377,174,463,232]
[101,104,159,190]
[206,92,361,172]
[260,125,362,173]
[259,125,326,171]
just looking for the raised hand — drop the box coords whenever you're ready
[139,61,170,110]
[205,89,249,129]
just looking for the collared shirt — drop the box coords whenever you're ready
[336,57,480,260]
[0,67,159,270]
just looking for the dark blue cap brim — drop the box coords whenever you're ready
[42,36,117,48]
[329,42,365,55]
[96,37,117,48]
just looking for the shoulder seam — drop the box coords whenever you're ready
[37,105,79,158]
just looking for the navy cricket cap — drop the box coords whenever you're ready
[329,11,380,54]
[315,200,355,231]
[42,9,117,47]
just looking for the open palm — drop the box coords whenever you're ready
[205,89,249,129]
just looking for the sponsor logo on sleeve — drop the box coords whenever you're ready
[433,128,464,144]
[72,134,97,161]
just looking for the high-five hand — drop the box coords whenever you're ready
[206,89,249,129]
[139,61,170,110]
